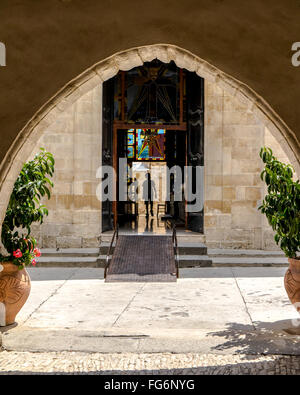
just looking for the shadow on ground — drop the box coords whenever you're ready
[0,323,17,334]
[209,321,300,357]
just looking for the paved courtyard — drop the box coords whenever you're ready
[1,267,300,374]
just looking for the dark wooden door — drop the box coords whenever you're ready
[186,72,204,233]
[166,130,186,226]
[102,79,114,231]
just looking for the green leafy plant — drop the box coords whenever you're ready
[258,147,300,259]
[0,148,55,268]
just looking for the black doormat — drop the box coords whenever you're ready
[105,235,177,282]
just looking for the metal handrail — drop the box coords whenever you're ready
[104,224,119,279]
[172,224,179,278]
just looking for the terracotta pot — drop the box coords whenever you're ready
[284,257,300,313]
[0,262,31,326]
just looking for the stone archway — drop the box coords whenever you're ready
[0,44,299,242]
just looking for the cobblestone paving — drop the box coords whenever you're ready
[1,351,300,374]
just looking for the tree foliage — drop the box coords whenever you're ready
[1,148,55,267]
[258,147,300,259]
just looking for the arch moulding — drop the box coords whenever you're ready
[0,43,299,232]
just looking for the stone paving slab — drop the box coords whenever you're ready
[1,267,300,355]
[2,326,300,355]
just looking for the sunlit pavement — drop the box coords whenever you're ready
[1,267,300,357]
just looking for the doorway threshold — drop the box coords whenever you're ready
[101,228,206,241]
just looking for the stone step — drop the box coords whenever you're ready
[100,232,206,244]
[176,234,206,243]
[178,243,207,255]
[36,255,288,268]
[99,242,116,255]
[36,248,288,268]
[100,242,208,256]
[37,256,99,267]
[178,255,212,267]
[211,257,288,267]
[98,255,212,268]
[40,248,99,258]
[208,248,285,257]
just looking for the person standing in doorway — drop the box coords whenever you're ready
[142,172,157,217]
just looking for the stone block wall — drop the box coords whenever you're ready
[204,80,292,249]
[31,85,102,249]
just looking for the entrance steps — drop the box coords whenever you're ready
[100,240,212,268]
[208,248,288,267]
[38,246,288,268]
[38,248,99,267]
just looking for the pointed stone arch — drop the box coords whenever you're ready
[0,43,299,235]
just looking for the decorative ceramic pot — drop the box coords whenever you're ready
[284,258,300,313]
[0,262,31,326]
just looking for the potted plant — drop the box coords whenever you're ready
[259,147,300,311]
[0,148,54,326]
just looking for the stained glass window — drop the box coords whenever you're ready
[127,146,134,159]
[126,129,166,161]
[127,131,135,145]
[136,129,165,161]
[127,129,135,158]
